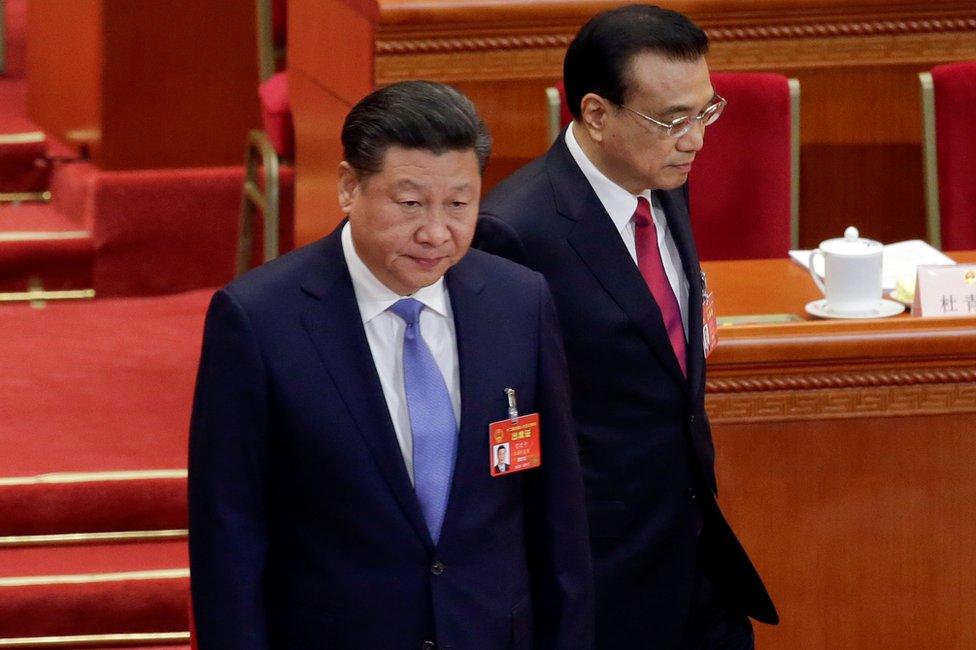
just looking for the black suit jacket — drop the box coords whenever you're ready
[475,133,776,648]
[189,225,594,649]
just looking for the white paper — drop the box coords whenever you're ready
[881,240,956,289]
[789,249,823,278]
[789,240,955,290]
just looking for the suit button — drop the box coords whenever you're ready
[687,487,697,504]
[430,561,445,575]
[422,642,436,650]
[689,414,696,426]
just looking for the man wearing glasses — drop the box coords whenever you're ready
[476,5,777,648]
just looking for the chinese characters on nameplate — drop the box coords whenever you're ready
[912,264,976,317]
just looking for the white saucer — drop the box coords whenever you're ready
[805,298,905,320]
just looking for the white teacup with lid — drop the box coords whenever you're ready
[808,226,883,315]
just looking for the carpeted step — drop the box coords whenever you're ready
[0,202,94,292]
[0,540,188,641]
[0,133,51,193]
[0,291,210,536]
[0,473,187,537]
[89,165,293,297]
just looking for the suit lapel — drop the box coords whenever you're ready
[549,136,687,389]
[299,230,434,550]
[438,256,493,544]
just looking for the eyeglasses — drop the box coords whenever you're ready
[618,95,727,139]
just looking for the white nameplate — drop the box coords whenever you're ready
[912,264,976,317]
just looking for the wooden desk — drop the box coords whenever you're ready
[702,252,976,648]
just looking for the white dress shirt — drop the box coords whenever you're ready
[341,223,461,485]
[565,125,690,337]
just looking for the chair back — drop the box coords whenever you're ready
[921,62,976,250]
[545,73,799,260]
[689,72,797,260]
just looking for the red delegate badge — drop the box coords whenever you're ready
[489,414,541,477]
[702,272,718,358]
[489,389,541,477]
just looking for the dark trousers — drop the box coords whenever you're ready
[679,565,755,650]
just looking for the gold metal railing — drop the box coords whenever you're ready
[237,129,281,277]
[919,71,942,249]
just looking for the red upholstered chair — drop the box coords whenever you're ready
[689,73,797,260]
[238,0,293,276]
[545,73,799,260]
[920,62,976,250]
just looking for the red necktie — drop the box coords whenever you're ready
[633,196,687,377]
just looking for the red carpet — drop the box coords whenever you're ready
[0,159,295,296]
[0,202,93,291]
[90,166,293,297]
[0,136,51,192]
[0,479,188,537]
[0,290,212,535]
[0,540,188,638]
[0,202,81,231]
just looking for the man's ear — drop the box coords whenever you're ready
[337,161,359,214]
[578,93,611,143]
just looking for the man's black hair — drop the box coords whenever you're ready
[341,80,491,177]
[563,5,709,120]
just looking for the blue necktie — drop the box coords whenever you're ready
[389,298,457,544]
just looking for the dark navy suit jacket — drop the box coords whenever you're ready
[475,133,777,648]
[189,225,594,649]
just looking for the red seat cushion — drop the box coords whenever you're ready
[259,71,294,159]
[932,61,976,250]
[689,73,792,260]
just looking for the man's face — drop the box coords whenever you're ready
[593,51,715,193]
[497,446,507,464]
[339,146,481,296]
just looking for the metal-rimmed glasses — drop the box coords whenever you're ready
[618,94,727,139]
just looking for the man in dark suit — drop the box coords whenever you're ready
[189,81,593,649]
[475,6,777,649]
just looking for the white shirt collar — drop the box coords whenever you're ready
[564,123,659,232]
[340,222,449,324]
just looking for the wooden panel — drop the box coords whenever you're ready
[99,0,261,169]
[716,414,976,649]
[700,252,976,648]
[26,0,103,150]
[289,0,375,239]
[289,69,352,243]
[28,0,261,169]
[289,0,375,107]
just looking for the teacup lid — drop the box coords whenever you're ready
[819,226,882,256]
